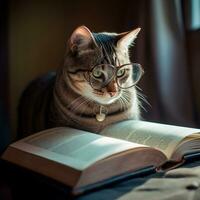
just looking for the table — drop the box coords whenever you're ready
[1,159,200,200]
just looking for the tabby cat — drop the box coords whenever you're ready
[18,26,143,138]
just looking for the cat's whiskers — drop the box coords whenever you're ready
[121,97,127,112]
[135,86,151,112]
[77,98,93,116]
[137,93,150,106]
[72,102,108,133]
[122,92,131,103]
[117,98,124,112]
[119,96,130,119]
[67,97,94,127]
[67,96,86,112]
[135,86,150,105]
[121,91,134,118]
[123,88,147,112]
[119,93,128,108]
[67,97,93,127]
[69,97,90,114]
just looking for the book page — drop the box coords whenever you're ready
[101,120,200,159]
[11,127,147,170]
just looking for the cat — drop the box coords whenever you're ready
[18,25,143,138]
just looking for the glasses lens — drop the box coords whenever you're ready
[117,63,143,88]
[89,64,115,89]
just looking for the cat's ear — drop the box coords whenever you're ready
[117,27,141,50]
[69,25,97,54]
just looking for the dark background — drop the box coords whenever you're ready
[0,0,200,152]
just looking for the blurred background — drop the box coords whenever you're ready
[0,0,200,152]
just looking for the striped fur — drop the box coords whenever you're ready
[18,26,141,138]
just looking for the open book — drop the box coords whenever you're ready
[2,120,200,195]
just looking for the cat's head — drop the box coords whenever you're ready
[63,25,142,105]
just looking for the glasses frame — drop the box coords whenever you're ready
[84,63,144,90]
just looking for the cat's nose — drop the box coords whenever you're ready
[109,92,117,97]
[107,82,118,97]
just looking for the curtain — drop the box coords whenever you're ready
[123,0,200,127]
[0,0,10,153]
[0,103,10,153]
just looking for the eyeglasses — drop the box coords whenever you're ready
[84,63,144,90]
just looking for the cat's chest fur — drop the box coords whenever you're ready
[51,75,140,133]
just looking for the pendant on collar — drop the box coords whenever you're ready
[96,105,108,122]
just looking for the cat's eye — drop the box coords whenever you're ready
[117,69,126,77]
[92,68,102,78]
[87,63,144,90]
